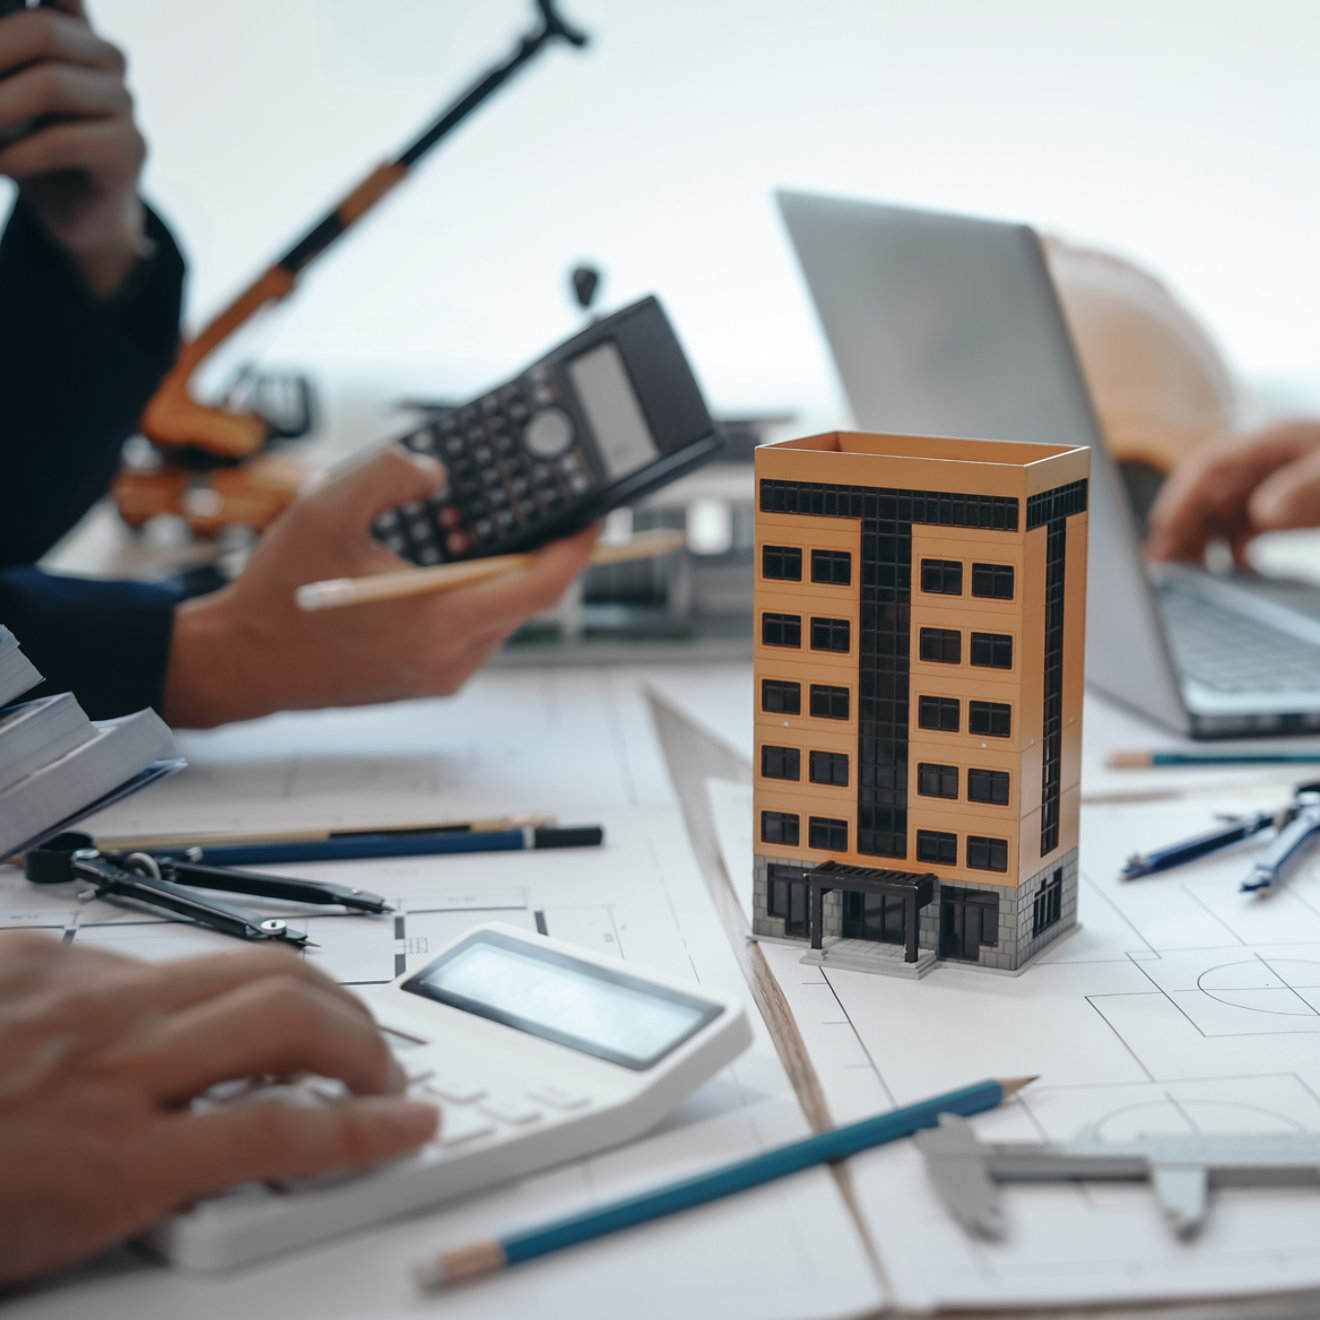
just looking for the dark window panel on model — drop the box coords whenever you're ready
[968,700,1012,737]
[761,745,801,781]
[761,811,800,846]
[967,835,1009,872]
[808,816,848,851]
[762,545,802,581]
[1033,867,1064,936]
[967,768,1011,805]
[762,679,801,714]
[809,750,849,787]
[811,549,852,585]
[810,685,851,720]
[762,613,802,648]
[810,617,851,652]
[767,865,809,937]
[918,695,960,732]
[916,829,958,866]
[919,627,961,664]
[920,558,963,595]
[971,563,1015,600]
[970,632,1013,669]
[917,762,958,799]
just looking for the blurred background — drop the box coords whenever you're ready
[23,0,1320,439]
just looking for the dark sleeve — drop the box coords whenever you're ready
[0,568,181,720]
[0,196,186,566]
[0,197,188,718]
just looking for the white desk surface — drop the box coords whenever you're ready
[7,654,1320,1319]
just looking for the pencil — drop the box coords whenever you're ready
[145,824,604,868]
[97,813,553,854]
[1107,748,1320,769]
[413,1075,1036,1290]
[296,528,686,612]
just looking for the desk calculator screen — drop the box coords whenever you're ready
[401,929,722,1070]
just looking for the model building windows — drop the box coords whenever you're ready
[967,768,1011,805]
[967,835,1009,872]
[810,617,851,653]
[761,612,801,648]
[762,545,802,581]
[920,558,963,595]
[810,685,850,720]
[971,563,1015,600]
[1033,867,1064,936]
[761,679,801,714]
[808,816,848,851]
[918,695,960,732]
[760,811,800,846]
[761,745,801,781]
[916,829,958,866]
[970,632,1013,670]
[917,762,958,799]
[811,549,852,585]
[809,750,849,787]
[919,627,961,664]
[968,700,1012,738]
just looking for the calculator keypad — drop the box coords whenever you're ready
[373,368,596,566]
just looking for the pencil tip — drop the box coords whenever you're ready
[998,1075,1038,1097]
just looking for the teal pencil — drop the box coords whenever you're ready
[413,1075,1035,1290]
[1109,748,1320,769]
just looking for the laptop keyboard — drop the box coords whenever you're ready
[1158,582,1320,693]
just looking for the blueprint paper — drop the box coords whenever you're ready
[0,664,883,1320]
[711,774,1320,1309]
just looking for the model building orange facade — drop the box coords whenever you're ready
[752,432,1089,976]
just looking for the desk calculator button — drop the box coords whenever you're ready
[495,510,515,530]
[384,534,407,554]
[474,519,494,540]
[479,1095,543,1125]
[446,531,470,556]
[510,476,530,496]
[434,1106,497,1147]
[509,402,529,423]
[444,436,465,457]
[438,504,462,530]
[532,384,556,407]
[524,406,574,458]
[419,546,441,565]
[529,1084,589,1111]
[474,445,493,465]
[569,472,592,494]
[424,1076,487,1104]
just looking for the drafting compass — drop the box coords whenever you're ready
[25,831,392,948]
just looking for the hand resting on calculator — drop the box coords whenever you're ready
[0,930,437,1286]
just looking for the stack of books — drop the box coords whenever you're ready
[0,628,182,861]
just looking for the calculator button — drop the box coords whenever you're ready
[569,472,592,494]
[434,1106,497,1148]
[446,531,470,556]
[419,546,441,565]
[474,519,494,540]
[524,407,574,458]
[479,1095,543,1125]
[474,444,493,465]
[384,534,407,554]
[425,1076,487,1104]
[495,510,515,530]
[529,1083,589,1111]
[438,504,462,530]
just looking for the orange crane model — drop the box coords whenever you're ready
[115,0,588,537]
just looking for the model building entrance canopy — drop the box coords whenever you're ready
[752,431,1089,978]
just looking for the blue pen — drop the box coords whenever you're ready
[1121,810,1276,880]
[413,1075,1034,1289]
[149,825,604,869]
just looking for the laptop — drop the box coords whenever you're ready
[777,188,1320,738]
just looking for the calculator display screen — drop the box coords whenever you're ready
[566,343,658,480]
[402,930,721,1071]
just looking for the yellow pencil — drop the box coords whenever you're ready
[295,528,686,612]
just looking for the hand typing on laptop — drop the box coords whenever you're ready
[0,930,437,1286]
[1146,419,1320,566]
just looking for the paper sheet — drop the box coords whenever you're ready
[708,770,1320,1311]
[0,664,882,1320]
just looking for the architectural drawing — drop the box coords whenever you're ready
[751,431,1090,975]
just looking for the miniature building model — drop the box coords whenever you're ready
[752,432,1089,976]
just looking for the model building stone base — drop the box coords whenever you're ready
[752,431,1089,978]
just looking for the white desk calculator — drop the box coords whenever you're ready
[159,923,752,1271]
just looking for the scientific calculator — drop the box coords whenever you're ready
[372,296,722,565]
[156,923,751,1271]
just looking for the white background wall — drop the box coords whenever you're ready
[66,0,1320,434]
